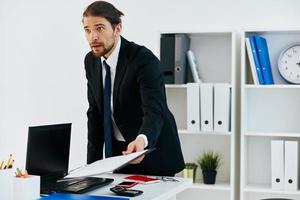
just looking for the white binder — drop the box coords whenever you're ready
[271,140,284,190]
[187,83,200,132]
[213,83,231,132]
[284,140,299,191]
[200,83,213,132]
[245,38,259,85]
[186,50,202,83]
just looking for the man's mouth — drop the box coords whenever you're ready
[91,43,103,47]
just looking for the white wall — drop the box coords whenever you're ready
[0,0,90,168]
[1,0,300,170]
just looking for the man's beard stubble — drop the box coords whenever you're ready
[91,40,115,58]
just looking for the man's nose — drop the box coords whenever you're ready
[91,31,99,41]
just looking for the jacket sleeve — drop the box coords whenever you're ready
[85,54,104,164]
[136,50,165,148]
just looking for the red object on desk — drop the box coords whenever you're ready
[124,175,160,184]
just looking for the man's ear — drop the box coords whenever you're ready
[114,23,122,36]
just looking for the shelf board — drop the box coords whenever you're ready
[244,183,300,195]
[244,132,300,137]
[165,84,187,89]
[179,129,231,136]
[244,84,300,89]
[244,29,300,34]
[191,182,231,191]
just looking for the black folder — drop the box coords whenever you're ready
[160,34,190,84]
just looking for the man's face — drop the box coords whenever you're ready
[83,16,121,58]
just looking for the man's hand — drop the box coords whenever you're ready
[122,137,145,164]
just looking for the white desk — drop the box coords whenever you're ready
[87,173,192,200]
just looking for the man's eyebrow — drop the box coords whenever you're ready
[94,23,105,27]
[84,23,105,29]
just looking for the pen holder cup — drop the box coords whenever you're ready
[0,169,14,200]
[13,175,40,200]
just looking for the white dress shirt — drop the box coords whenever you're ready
[101,37,148,148]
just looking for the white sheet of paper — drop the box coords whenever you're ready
[65,150,148,178]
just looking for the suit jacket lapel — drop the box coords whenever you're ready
[93,57,103,113]
[113,37,128,110]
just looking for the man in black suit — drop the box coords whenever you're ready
[83,1,184,176]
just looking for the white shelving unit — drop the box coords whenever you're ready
[241,29,300,200]
[163,31,236,200]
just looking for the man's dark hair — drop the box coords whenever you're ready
[83,1,124,27]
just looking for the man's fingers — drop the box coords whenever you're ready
[122,138,146,164]
[123,142,135,155]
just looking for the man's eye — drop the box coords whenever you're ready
[97,27,104,32]
[84,29,91,34]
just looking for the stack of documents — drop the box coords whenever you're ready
[66,150,151,179]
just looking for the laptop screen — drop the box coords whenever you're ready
[26,123,71,177]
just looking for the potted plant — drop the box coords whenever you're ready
[197,150,222,184]
[183,162,197,183]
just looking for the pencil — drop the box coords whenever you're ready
[8,160,14,169]
[16,168,21,175]
[6,154,12,169]
[0,161,4,170]
[16,168,22,177]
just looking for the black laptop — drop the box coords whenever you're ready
[25,123,113,194]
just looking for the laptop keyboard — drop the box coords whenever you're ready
[64,179,99,192]
[42,177,114,194]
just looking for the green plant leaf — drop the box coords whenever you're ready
[197,150,222,171]
[185,162,197,169]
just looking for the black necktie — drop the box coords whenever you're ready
[103,60,113,158]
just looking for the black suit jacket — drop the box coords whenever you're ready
[84,37,184,175]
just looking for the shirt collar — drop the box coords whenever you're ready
[101,36,121,70]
